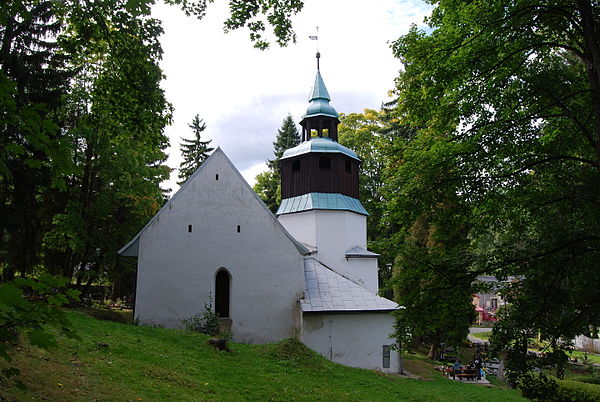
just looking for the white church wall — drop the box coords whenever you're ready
[301,312,399,373]
[276,210,318,248]
[135,150,305,343]
[279,209,379,292]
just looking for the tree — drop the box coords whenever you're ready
[338,108,416,296]
[253,170,280,213]
[178,114,214,185]
[0,0,75,281]
[255,114,300,212]
[2,0,303,287]
[390,0,600,377]
[40,0,173,300]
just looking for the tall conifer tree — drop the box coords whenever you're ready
[268,114,301,173]
[255,114,300,212]
[178,114,214,185]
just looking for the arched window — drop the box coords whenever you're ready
[215,269,231,318]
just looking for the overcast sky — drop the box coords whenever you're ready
[152,0,432,191]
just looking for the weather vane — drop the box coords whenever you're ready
[309,26,320,69]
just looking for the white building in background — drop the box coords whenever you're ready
[119,55,400,372]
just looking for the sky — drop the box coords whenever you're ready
[152,0,432,192]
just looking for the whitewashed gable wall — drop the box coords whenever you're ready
[134,149,305,343]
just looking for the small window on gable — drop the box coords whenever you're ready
[292,160,301,171]
[215,174,219,180]
[188,224,192,233]
[319,156,331,169]
[345,160,352,173]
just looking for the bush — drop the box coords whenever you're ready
[518,372,559,401]
[518,372,600,401]
[181,299,219,336]
[556,379,600,402]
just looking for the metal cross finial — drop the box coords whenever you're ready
[309,26,320,70]
[316,26,320,70]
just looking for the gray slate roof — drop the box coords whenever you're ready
[345,246,380,259]
[302,258,398,313]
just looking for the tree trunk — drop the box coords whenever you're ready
[427,343,439,360]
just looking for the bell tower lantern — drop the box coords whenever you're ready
[278,53,364,204]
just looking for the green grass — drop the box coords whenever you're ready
[566,350,600,365]
[471,331,492,341]
[1,310,526,401]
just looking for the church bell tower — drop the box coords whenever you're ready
[276,53,379,292]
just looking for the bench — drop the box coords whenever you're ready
[447,368,479,380]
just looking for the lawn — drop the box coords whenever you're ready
[1,310,526,401]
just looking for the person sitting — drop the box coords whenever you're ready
[452,359,461,379]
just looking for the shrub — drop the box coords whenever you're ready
[181,299,219,336]
[518,372,600,401]
[518,372,559,401]
[556,379,600,402]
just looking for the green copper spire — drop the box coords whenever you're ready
[309,70,331,102]
[303,53,339,120]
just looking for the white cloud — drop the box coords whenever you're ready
[153,0,431,191]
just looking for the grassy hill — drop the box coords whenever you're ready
[1,310,525,401]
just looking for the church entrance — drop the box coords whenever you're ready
[215,268,230,318]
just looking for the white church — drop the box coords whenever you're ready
[119,55,401,372]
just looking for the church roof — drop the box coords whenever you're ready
[301,258,398,313]
[345,246,380,259]
[277,192,368,216]
[301,70,339,120]
[280,137,359,160]
[310,70,331,101]
[118,148,309,257]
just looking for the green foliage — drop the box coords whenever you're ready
[0,275,79,387]
[268,114,301,173]
[1,0,307,289]
[220,0,304,49]
[0,1,173,300]
[519,372,600,402]
[518,372,560,401]
[390,0,600,374]
[253,169,280,213]
[338,108,417,294]
[161,0,304,50]
[181,299,219,336]
[178,114,214,185]
[254,114,300,212]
